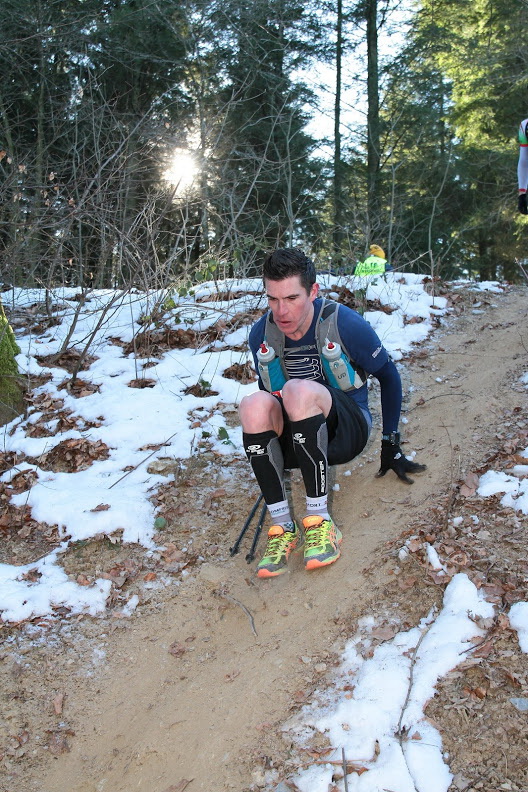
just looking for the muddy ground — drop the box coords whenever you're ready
[1,282,527,792]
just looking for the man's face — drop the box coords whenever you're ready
[265,275,318,341]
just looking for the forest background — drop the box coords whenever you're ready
[0,0,527,295]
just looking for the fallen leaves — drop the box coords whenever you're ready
[184,382,219,397]
[128,327,199,356]
[58,378,101,398]
[224,669,241,682]
[398,576,418,590]
[462,684,487,700]
[160,543,186,568]
[0,493,61,551]
[46,729,74,755]
[459,472,479,497]
[37,348,96,373]
[52,692,65,715]
[370,624,400,642]
[168,642,187,658]
[202,488,227,510]
[20,568,42,582]
[162,780,193,792]
[102,558,142,588]
[128,378,156,389]
[407,537,423,553]
[0,450,22,475]
[6,469,38,493]
[500,668,522,687]
[222,361,256,384]
[36,437,110,473]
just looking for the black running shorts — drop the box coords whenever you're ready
[277,386,369,468]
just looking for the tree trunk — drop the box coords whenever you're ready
[333,0,345,263]
[0,298,23,424]
[366,0,380,229]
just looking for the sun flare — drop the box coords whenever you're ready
[163,149,199,191]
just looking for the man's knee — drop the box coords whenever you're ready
[282,379,331,419]
[239,391,281,432]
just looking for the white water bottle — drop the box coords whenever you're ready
[257,342,276,364]
[257,343,286,393]
[321,339,356,390]
[322,339,342,362]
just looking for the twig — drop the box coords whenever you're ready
[501,526,525,539]
[458,633,495,656]
[312,759,369,767]
[342,747,349,792]
[69,292,125,383]
[443,485,459,533]
[392,622,436,792]
[108,431,179,489]
[215,590,257,637]
[516,258,528,284]
[441,420,460,532]
[396,620,435,744]
[415,392,471,404]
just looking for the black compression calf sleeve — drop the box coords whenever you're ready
[290,414,328,498]
[243,430,286,505]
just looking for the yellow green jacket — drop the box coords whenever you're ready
[354,254,390,277]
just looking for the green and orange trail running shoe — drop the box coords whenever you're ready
[256,522,302,578]
[302,515,342,570]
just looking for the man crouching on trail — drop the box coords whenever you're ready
[239,248,426,579]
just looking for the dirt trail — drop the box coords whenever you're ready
[2,283,528,792]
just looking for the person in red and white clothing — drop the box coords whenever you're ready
[518,118,528,214]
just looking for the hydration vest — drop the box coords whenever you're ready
[260,298,366,393]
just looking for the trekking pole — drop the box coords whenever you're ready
[230,493,263,557]
[245,501,267,563]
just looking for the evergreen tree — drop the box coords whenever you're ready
[211,0,325,270]
[383,0,528,278]
[0,0,193,288]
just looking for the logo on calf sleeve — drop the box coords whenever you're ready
[319,461,326,491]
[247,445,265,455]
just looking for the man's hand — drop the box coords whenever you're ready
[519,192,528,215]
[376,435,426,484]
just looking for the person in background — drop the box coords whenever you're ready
[352,244,393,314]
[239,247,425,579]
[518,118,528,214]
[353,244,392,277]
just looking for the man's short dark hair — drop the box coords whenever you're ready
[262,248,316,293]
